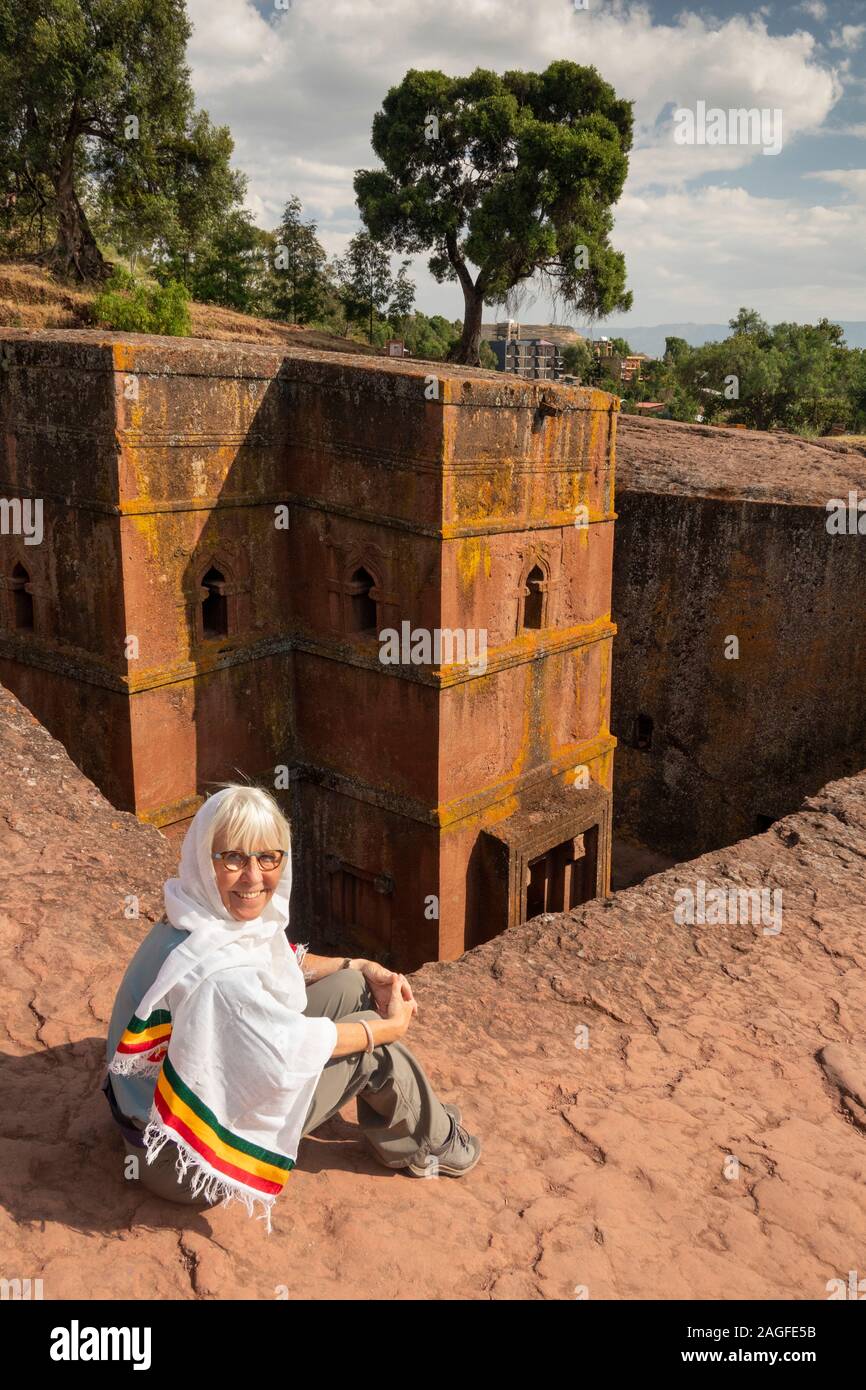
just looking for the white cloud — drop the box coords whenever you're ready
[798,0,827,20]
[829,24,866,51]
[808,167,866,195]
[184,0,841,216]
[609,183,866,323]
[178,0,851,322]
[819,121,866,137]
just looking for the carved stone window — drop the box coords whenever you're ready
[328,559,385,636]
[518,558,554,633]
[347,567,378,634]
[522,565,545,630]
[201,567,228,638]
[324,534,394,637]
[192,558,244,645]
[633,713,653,750]
[10,562,34,632]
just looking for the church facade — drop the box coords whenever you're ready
[0,329,617,967]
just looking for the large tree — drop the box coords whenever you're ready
[334,231,397,343]
[271,196,330,324]
[0,0,242,281]
[355,61,633,365]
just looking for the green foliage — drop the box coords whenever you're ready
[666,384,703,423]
[355,60,633,362]
[608,336,631,356]
[638,310,860,433]
[595,371,622,396]
[334,232,411,343]
[92,270,191,335]
[636,355,674,399]
[270,197,330,324]
[684,318,852,430]
[401,311,460,359]
[388,261,416,329]
[663,335,691,364]
[728,307,770,340]
[183,211,273,314]
[0,0,244,280]
[561,340,594,379]
[848,349,866,432]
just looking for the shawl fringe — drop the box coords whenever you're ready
[142,1111,276,1234]
[109,1053,164,1078]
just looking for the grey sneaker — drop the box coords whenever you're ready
[443,1102,462,1126]
[405,1113,481,1177]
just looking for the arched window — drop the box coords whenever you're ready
[633,713,653,750]
[347,567,377,634]
[10,562,33,631]
[521,565,545,631]
[201,567,228,638]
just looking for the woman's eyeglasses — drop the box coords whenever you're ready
[212,850,285,872]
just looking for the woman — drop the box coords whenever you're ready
[102,783,480,1228]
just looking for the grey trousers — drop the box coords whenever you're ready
[121,968,452,1206]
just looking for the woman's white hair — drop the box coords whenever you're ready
[207,782,291,854]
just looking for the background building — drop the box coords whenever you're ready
[488,335,564,380]
[0,330,618,968]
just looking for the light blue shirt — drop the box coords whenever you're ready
[105,918,190,1126]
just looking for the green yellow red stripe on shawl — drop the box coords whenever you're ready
[116,1008,172,1061]
[153,1054,294,1196]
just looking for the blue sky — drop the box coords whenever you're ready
[184,0,866,329]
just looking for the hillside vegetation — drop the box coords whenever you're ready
[0,263,376,355]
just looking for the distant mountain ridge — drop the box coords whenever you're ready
[599,321,866,356]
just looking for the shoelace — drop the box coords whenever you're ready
[451,1121,472,1151]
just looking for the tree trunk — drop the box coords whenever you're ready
[42,140,109,284]
[448,282,484,366]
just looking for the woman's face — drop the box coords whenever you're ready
[211,830,285,921]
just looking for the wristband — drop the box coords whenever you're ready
[359,1019,375,1053]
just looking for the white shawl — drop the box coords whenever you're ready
[108,788,337,1230]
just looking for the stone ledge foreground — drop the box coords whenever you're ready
[1,680,864,1300]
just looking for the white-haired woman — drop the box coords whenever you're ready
[102,783,480,1225]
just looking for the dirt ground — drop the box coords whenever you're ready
[2,681,865,1300]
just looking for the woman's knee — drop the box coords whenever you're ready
[347,967,373,1006]
[324,967,370,1013]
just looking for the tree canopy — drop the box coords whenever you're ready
[626,311,864,434]
[354,61,633,364]
[0,0,242,280]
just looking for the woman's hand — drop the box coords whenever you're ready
[360,959,417,1020]
[382,975,415,1040]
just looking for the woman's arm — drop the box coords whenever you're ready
[330,1015,399,1058]
[302,952,367,984]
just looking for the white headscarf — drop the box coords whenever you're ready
[108,789,337,1229]
[151,786,297,1002]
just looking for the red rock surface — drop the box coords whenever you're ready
[617,413,866,504]
[2,679,865,1300]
